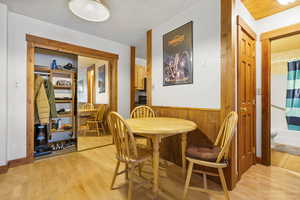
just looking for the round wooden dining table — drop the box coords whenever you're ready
[125,117,197,198]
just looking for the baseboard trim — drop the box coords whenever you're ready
[8,157,33,168]
[0,164,8,174]
[256,157,262,164]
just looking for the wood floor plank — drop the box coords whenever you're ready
[1,145,300,200]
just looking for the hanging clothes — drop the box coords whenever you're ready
[44,79,57,118]
[35,75,50,124]
[286,60,300,131]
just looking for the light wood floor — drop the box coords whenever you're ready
[77,135,112,151]
[272,149,300,173]
[1,145,300,200]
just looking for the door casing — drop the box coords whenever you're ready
[26,34,119,161]
[260,23,300,165]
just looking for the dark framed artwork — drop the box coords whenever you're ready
[163,21,193,86]
[97,65,106,93]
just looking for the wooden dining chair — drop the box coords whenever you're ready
[130,105,156,119]
[108,111,152,200]
[182,111,238,200]
[86,104,106,136]
[130,105,156,146]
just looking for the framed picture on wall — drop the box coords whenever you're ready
[163,21,193,86]
[98,65,106,93]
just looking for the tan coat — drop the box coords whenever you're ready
[35,76,50,124]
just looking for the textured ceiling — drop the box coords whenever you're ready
[242,0,300,20]
[0,0,199,58]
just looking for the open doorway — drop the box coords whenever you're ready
[261,23,300,168]
[130,33,148,111]
[270,34,300,173]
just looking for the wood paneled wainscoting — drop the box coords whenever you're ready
[151,106,221,166]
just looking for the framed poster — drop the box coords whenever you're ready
[163,21,193,86]
[98,65,106,93]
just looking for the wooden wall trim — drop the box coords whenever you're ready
[26,43,35,161]
[146,30,152,106]
[221,0,237,190]
[152,106,221,165]
[237,15,257,40]
[260,22,300,41]
[0,157,34,174]
[26,34,119,60]
[151,106,220,112]
[110,58,118,112]
[130,46,136,111]
[261,39,271,166]
[8,157,32,168]
[0,165,8,174]
[256,157,262,164]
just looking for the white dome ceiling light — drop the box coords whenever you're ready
[277,0,296,5]
[69,0,110,22]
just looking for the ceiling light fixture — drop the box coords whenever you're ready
[69,0,110,22]
[277,0,296,5]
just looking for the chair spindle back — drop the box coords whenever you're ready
[130,105,156,119]
[95,104,106,121]
[214,111,238,163]
[108,112,138,162]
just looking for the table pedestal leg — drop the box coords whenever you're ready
[152,136,160,199]
[181,133,187,174]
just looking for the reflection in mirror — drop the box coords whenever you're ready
[77,56,112,151]
[134,36,147,107]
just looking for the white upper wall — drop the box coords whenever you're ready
[152,0,221,108]
[0,3,8,166]
[7,12,131,161]
[256,6,300,34]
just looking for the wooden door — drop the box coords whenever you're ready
[238,22,256,176]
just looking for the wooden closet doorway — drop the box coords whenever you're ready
[26,34,119,161]
[237,16,257,176]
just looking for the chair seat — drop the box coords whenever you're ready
[186,144,221,162]
[118,144,152,164]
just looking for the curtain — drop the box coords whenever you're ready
[286,60,300,131]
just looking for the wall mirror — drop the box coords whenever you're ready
[77,56,112,151]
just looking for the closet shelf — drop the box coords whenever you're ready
[35,65,50,73]
[34,66,75,75]
[55,99,72,103]
[52,69,75,74]
[54,86,72,89]
[50,129,73,133]
[54,114,72,118]
[48,139,75,144]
